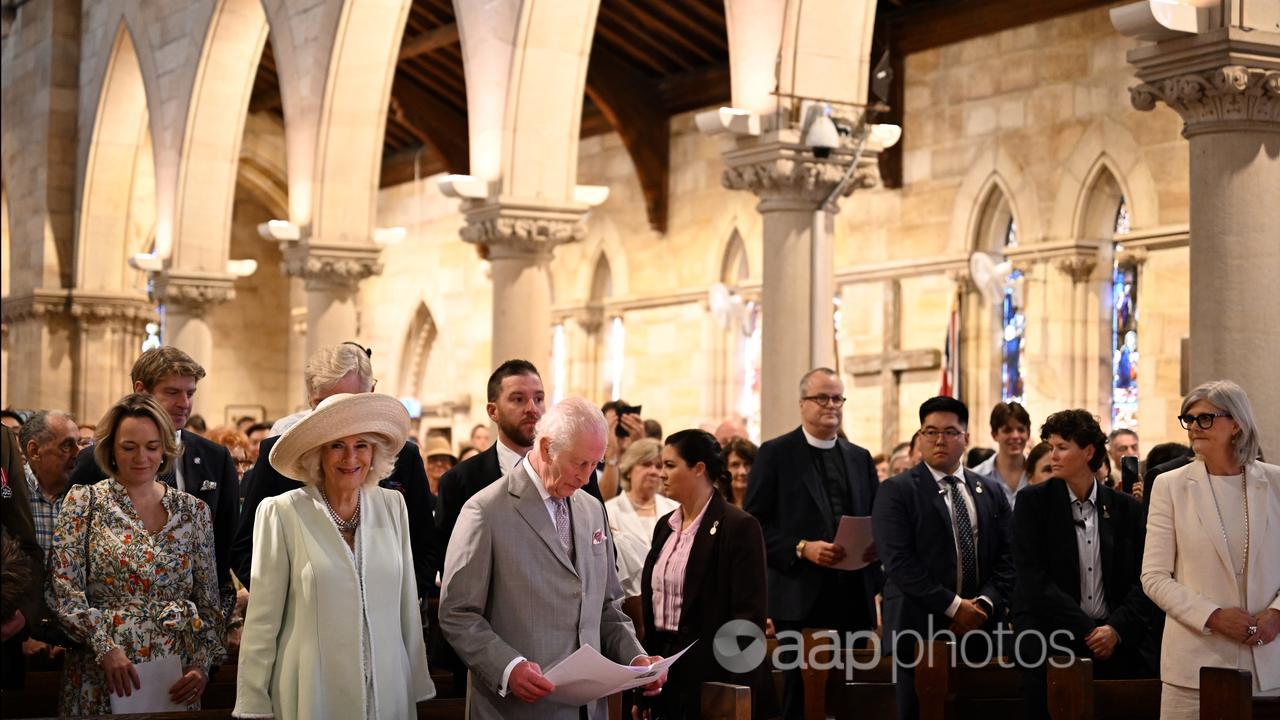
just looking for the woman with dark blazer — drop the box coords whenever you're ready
[639,430,775,719]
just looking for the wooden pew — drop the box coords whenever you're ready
[0,670,60,719]
[827,647,897,720]
[914,640,1024,720]
[702,682,752,720]
[1046,656,1160,720]
[1199,667,1280,720]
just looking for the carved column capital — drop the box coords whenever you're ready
[1054,256,1098,283]
[280,243,383,291]
[153,272,237,316]
[720,130,882,210]
[0,289,71,324]
[67,291,157,328]
[458,200,589,260]
[1131,65,1280,135]
[1115,246,1150,268]
[947,268,977,294]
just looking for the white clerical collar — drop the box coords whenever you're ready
[802,428,837,450]
[496,439,526,476]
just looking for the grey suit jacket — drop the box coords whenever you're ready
[439,462,645,720]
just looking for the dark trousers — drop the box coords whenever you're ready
[776,570,872,720]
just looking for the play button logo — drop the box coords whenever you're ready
[713,619,767,674]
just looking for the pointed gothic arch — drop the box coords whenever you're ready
[398,301,439,401]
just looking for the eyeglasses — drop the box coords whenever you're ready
[802,394,846,407]
[920,428,965,441]
[1177,412,1232,430]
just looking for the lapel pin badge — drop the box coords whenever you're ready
[1102,504,1110,519]
[710,520,719,536]
[975,484,983,494]
[194,457,201,465]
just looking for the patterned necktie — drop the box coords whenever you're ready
[946,476,980,596]
[157,466,178,490]
[553,498,572,553]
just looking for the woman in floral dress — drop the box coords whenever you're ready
[47,393,223,716]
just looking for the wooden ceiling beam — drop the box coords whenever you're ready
[659,64,730,114]
[608,0,717,66]
[586,45,669,233]
[390,74,469,177]
[398,22,459,61]
[380,146,448,188]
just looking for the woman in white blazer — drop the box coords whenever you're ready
[233,393,435,720]
[1141,380,1280,720]
[605,439,679,597]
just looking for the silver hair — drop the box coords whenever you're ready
[534,397,607,457]
[1181,379,1262,468]
[295,432,398,487]
[799,367,838,398]
[304,343,374,406]
[17,411,76,458]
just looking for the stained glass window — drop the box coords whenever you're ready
[737,301,763,442]
[1111,197,1138,429]
[1001,218,1025,402]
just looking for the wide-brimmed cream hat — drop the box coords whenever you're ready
[269,393,410,482]
[422,435,457,463]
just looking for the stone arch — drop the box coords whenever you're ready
[1050,117,1160,239]
[576,213,630,302]
[721,229,749,285]
[75,19,153,294]
[705,209,761,286]
[397,301,439,400]
[167,0,269,272]
[589,254,613,304]
[958,179,1022,425]
[949,143,1042,252]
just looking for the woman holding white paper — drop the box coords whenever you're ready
[47,394,224,716]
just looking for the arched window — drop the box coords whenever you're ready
[1001,218,1025,403]
[1111,196,1138,430]
[714,231,761,440]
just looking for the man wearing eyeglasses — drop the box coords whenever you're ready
[872,396,1015,720]
[743,367,881,720]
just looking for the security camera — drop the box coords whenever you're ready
[801,104,839,159]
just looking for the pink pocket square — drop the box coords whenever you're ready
[592,529,605,545]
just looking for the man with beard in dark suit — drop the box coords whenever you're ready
[873,395,1015,720]
[744,367,881,720]
[230,342,439,601]
[69,346,240,618]
[435,359,602,554]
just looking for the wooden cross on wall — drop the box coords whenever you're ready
[845,279,942,455]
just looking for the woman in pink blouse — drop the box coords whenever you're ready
[47,394,223,716]
[639,430,774,719]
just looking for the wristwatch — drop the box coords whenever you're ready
[796,540,807,559]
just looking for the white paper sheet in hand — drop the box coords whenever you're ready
[108,654,186,714]
[830,515,874,571]
[542,641,694,706]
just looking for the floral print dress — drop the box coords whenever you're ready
[46,479,224,717]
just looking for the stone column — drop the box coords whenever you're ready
[1123,32,1280,459]
[1054,255,1100,412]
[459,202,588,372]
[67,291,157,422]
[0,291,77,412]
[281,243,383,360]
[720,128,879,439]
[154,272,237,371]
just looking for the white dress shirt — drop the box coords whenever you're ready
[923,462,987,618]
[1070,480,1107,620]
[973,453,1027,510]
[496,440,525,477]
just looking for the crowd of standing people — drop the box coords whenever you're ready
[1,343,1277,720]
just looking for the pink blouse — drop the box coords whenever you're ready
[650,497,711,631]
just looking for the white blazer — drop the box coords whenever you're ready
[234,485,435,719]
[1141,460,1280,690]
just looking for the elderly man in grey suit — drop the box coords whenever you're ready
[440,396,665,719]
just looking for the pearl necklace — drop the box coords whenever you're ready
[320,487,361,534]
[1206,466,1249,577]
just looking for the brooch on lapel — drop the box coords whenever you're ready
[1102,504,1111,519]
[975,484,983,494]
[200,480,218,492]
[592,529,605,545]
[709,520,720,536]
[194,457,201,465]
